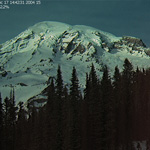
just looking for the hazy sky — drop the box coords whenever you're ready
[0,0,150,46]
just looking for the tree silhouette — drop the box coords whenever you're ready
[69,67,82,150]
[55,65,64,150]
[100,66,115,150]
[0,93,4,150]
[122,58,134,150]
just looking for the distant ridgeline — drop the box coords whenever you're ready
[0,58,150,150]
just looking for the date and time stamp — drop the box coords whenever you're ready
[0,0,41,9]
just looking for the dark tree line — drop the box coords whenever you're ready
[0,59,150,150]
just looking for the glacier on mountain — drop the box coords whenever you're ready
[0,21,150,103]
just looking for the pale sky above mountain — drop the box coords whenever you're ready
[0,0,150,46]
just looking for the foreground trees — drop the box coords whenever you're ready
[0,59,150,150]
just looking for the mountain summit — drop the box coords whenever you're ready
[0,21,150,102]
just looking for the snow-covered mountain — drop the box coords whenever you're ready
[0,21,150,103]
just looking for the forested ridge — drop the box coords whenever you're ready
[0,58,150,150]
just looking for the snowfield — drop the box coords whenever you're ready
[0,21,150,102]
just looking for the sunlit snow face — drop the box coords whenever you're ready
[0,19,150,102]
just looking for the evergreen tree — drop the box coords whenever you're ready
[142,69,150,140]
[63,85,69,101]
[47,78,55,107]
[123,58,134,80]
[0,93,4,150]
[89,63,98,87]
[122,58,134,150]
[17,102,27,122]
[84,64,101,150]
[15,102,27,150]
[62,85,70,150]
[37,107,46,150]
[55,65,64,150]
[100,66,115,150]
[45,78,57,150]
[113,66,122,149]
[85,64,99,114]
[3,97,10,150]
[84,73,90,101]
[10,88,17,150]
[69,67,81,150]
[9,88,17,127]
[56,65,64,98]
[3,91,17,150]
[132,68,145,140]
[70,67,80,100]
[0,93,3,127]
[27,105,38,150]
[113,66,121,89]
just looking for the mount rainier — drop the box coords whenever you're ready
[0,21,150,103]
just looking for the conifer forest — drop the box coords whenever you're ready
[0,58,150,150]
